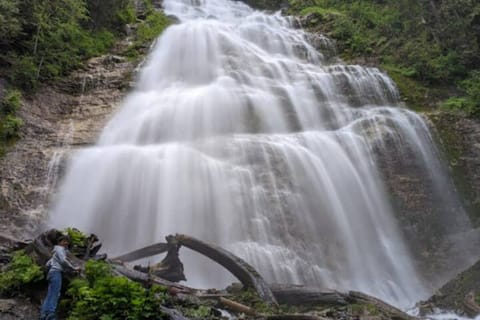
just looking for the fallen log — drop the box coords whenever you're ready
[111,262,195,294]
[112,242,169,262]
[175,234,278,305]
[348,291,416,320]
[270,284,348,306]
[219,297,257,316]
[131,235,186,282]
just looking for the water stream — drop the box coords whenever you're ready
[48,0,468,308]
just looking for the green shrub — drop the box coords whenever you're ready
[65,261,169,320]
[1,89,22,114]
[440,72,480,117]
[136,11,170,46]
[461,71,480,110]
[65,228,88,247]
[0,250,44,294]
[287,0,480,110]
[116,4,137,26]
[441,97,469,111]
[1,114,23,139]
[10,56,39,91]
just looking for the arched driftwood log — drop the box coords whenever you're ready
[113,235,186,282]
[113,242,170,262]
[174,234,277,305]
[112,234,277,305]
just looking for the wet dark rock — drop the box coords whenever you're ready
[0,298,39,320]
[425,258,480,317]
[427,111,480,227]
[371,112,479,290]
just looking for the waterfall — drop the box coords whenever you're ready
[48,0,461,308]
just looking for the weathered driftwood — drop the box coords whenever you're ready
[348,291,416,320]
[131,236,186,282]
[111,263,195,294]
[174,234,278,305]
[112,243,170,262]
[270,284,348,306]
[114,233,277,304]
[219,297,257,316]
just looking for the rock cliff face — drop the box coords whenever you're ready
[373,113,480,289]
[424,258,480,316]
[0,48,139,241]
[428,112,480,227]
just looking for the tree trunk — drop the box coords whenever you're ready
[175,234,278,305]
[269,284,348,306]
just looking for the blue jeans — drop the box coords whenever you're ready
[40,270,62,318]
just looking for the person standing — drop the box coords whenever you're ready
[40,235,79,320]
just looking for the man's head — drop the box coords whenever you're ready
[57,235,71,248]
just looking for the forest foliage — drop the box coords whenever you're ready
[0,0,170,155]
[287,0,480,115]
[0,250,44,295]
[64,260,169,320]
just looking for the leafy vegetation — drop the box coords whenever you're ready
[0,0,171,157]
[231,288,277,315]
[0,88,24,155]
[0,0,138,91]
[65,227,88,247]
[287,0,480,115]
[64,260,169,320]
[0,250,44,295]
[123,0,171,59]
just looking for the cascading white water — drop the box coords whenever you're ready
[47,0,450,308]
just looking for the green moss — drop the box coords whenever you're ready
[0,250,44,295]
[183,305,213,319]
[231,289,277,315]
[299,6,342,17]
[348,303,378,316]
[382,63,429,110]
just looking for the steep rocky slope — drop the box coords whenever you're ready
[0,48,138,241]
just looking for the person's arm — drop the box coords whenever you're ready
[57,246,78,271]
